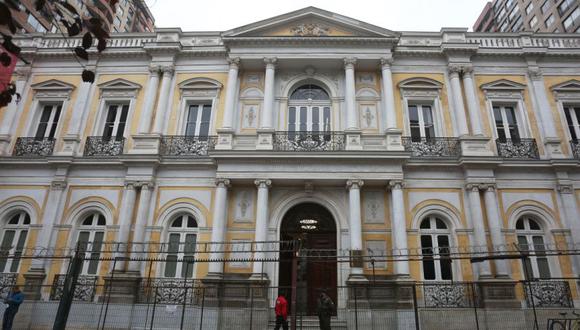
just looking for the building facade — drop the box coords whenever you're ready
[0,6,580,328]
[474,0,580,33]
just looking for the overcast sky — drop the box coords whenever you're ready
[147,0,491,32]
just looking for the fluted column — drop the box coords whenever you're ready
[389,180,409,276]
[0,69,30,155]
[222,58,240,130]
[60,79,93,155]
[557,184,580,274]
[128,182,153,272]
[346,180,364,276]
[152,65,175,134]
[138,65,160,134]
[461,66,483,136]
[114,182,138,271]
[482,184,510,277]
[207,178,230,277]
[261,58,277,130]
[381,57,397,131]
[466,184,492,278]
[344,58,358,130]
[448,65,469,136]
[252,179,271,276]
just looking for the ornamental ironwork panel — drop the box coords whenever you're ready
[49,274,98,302]
[0,273,17,297]
[571,140,580,159]
[496,138,539,159]
[524,281,573,308]
[422,283,473,308]
[160,135,216,156]
[84,136,125,157]
[273,131,345,151]
[402,137,461,158]
[12,137,55,157]
[140,278,201,304]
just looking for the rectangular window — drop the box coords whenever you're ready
[545,14,555,27]
[164,233,180,278]
[421,235,435,280]
[564,105,580,141]
[530,16,538,28]
[512,16,524,31]
[185,104,211,137]
[27,13,47,33]
[526,3,534,15]
[509,5,520,21]
[102,104,129,140]
[558,0,575,15]
[563,7,580,31]
[541,0,552,14]
[35,104,62,139]
[408,104,435,141]
[493,105,520,142]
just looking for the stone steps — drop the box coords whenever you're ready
[268,316,347,330]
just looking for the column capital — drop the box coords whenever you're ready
[528,67,543,81]
[346,179,364,189]
[15,67,31,81]
[50,180,67,191]
[215,178,231,188]
[462,65,474,75]
[160,65,175,75]
[139,181,155,190]
[380,57,394,69]
[388,180,405,190]
[254,179,272,189]
[465,183,481,192]
[447,64,463,77]
[263,57,278,68]
[481,183,497,192]
[344,57,357,69]
[557,184,574,194]
[124,181,138,190]
[148,64,160,74]
[228,57,241,68]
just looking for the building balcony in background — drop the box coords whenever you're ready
[570,140,580,159]
[402,137,461,159]
[496,138,539,159]
[160,135,217,157]
[12,137,56,157]
[84,136,125,157]
[273,131,345,152]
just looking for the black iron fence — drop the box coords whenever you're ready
[160,135,217,156]
[12,137,55,157]
[84,136,125,157]
[273,131,345,151]
[496,138,540,159]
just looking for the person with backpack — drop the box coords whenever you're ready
[316,291,335,330]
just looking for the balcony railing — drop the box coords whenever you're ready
[0,273,17,297]
[84,136,125,157]
[496,138,539,159]
[402,137,461,158]
[49,274,98,302]
[160,135,217,156]
[139,278,202,304]
[273,131,345,152]
[571,140,580,159]
[419,282,479,308]
[524,280,573,308]
[12,137,55,157]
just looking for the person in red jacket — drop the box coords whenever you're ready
[274,294,288,330]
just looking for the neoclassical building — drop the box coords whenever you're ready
[0,6,579,320]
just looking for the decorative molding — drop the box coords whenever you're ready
[398,77,443,98]
[346,179,364,189]
[227,57,241,68]
[178,77,223,98]
[528,67,543,81]
[344,57,357,68]
[380,56,394,68]
[551,79,580,100]
[98,78,142,99]
[447,64,463,77]
[465,183,480,192]
[264,57,278,68]
[215,178,231,188]
[254,179,272,189]
[480,79,526,99]
[148,64,160,74]
[31,79,75,99]
[50,180,67,191]
[290,23,330,37]
[557,184,574,194]
[161,65,175,75]
[388,180,405,190]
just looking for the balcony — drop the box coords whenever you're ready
[273,131,345,152]
[571,140,580,159]
[496,138,539,159]
[12,137,55,157]
[524,280,573,308]
[402,137,461,158]
[84,136,125,157]
[419,282,479,308]
[49,274,98,302]
[160,135,217,157]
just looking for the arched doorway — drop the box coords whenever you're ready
[279,202,337,315]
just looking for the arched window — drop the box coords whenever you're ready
[419,216,453,280]
[516,216,550,279]
[0,212,30,273]
[288,84,331,134]
[164,214,198,278]
[76,213,106,275]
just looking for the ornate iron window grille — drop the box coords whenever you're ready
[402,137,461,158]
[160,135,217,156]
[273,131,345,151]
[49,274,98,302]
[571,140,580,159]
[139,278,202,304]
[12,137,56,157]
[422,282,477,308]
[524,280,574,308]
[496,138,539,159]
[84,136,125,157]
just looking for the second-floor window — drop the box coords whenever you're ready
[35,104,62,139]
[420,216,453,281]
[516,217,551,279]
[493,105,520,142]
[288,84,331,134]
[185,104,211,137]
[564,105,580,141]
[0,212,30,273]
[102,104,129,141]
[164,215,197,278]
[409,104,435,141]
[77,213,106,275]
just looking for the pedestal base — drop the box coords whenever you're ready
[129,134,161,154]
[102,271,142,304]
[385,129,405,152]
[256,130,274,150]
[57,135,81,156]
[478,280,520,308]
[345,131,363,150]
[214,130,234,150]
[460,136,494,157]
[23,268,46,301]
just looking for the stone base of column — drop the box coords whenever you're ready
[346,278,414,309]
[544,138,566,159]
[0,134,12,156]
[256,129,274,150]
[201,273,269,308]
[57,134,81,156]
[129,134,161,154]
[214,130,234,150]
[478,279,520,308]
[23,268,46,301]
[460,136,494,157]
[385,128,405,151]
[101,271,142,304]
[345,130,363,150]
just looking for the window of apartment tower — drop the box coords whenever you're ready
[516,217,551,279]
[563,105,580,141]
[540,0,552,14]
[76,213,106,275]
[102,103,129,141]
[164,214,197,278]
[34,103,62,140]
[0,212,30,273]
[563,7,580,32]
[525,3,534,15]
[288,84,331,134]
[420,216,453,281]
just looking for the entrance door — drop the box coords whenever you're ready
[279,203,337,316]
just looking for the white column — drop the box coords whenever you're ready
[114,182,138,271]
[138,65,160,134]
[221,58,240,130]
[557,184,580,274]
[30,181,67,270]
[344,58,358,130]
[128,182,153,272]
[448,65,469,136]
[346,180,364,276]
[389,180,410,276]
[252,179,271,276]
[152,65,175,135]
[528,68,557,139]
[381,57,397,131]
[461,66,483,136]
[207,178,230,277]
[482,184,510,277]
[260,58,277,130]
[466,184,492,278]
[0,69,29,155]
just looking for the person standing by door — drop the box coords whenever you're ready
[317,291,334,330]
[2,286,23,330]
[274,293,288,330]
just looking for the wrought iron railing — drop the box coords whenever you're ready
[420,282,479,308]
[139,278,203,304]
[12,137,55,157]
[160,135,217,156]
[0,273,17,297]
[523,280,573,308]
[571,140,580,159]
[84,136,125,157]
[49,274,98,302]
[402,137,461,158]
[273,131,345,151]
[496,138,539,159]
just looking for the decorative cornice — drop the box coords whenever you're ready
[254,179,272,189]
[346,179,364,189]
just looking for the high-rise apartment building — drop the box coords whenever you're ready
[474,0,580,33]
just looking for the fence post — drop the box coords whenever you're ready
[249,286,254,330]
[412,283,419,330]
[150,286,158,330]
[472,282,480,330]
[52,246,84,330]
[199,287,205,330]
[354,286,358,330]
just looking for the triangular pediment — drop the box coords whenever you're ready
[222,7,399,39]
[31,79,75,91]
[551,79,580,92]
[98,78,142,91]
[480,79,526,91]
